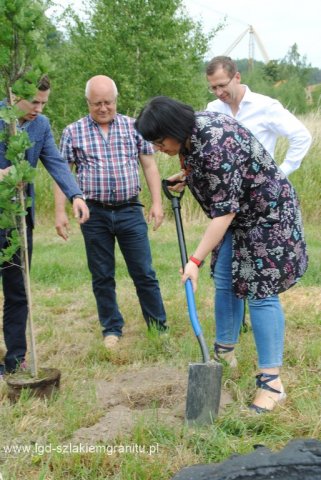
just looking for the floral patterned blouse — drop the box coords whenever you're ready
[183,112,308,299]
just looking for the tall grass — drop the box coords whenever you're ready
[275,112,321,223]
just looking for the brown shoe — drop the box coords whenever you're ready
[104,335,120,349]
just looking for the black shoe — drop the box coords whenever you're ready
[4,359,28,375]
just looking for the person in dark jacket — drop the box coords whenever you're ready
[0,75,89,376]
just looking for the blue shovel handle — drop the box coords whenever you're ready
[185,279,210,363]
[185,279,201,337]
[162,180,210,363]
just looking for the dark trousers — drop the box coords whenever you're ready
[1,223,32,373]
[81,203,167,337]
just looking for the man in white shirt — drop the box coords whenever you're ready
[206,56,312,176]
[205,56,312,371]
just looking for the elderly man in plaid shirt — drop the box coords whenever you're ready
[54,75,167,349]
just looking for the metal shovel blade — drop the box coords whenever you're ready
[186,361,223,425]
[161,180,223,425]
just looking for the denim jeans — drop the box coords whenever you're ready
[81,203,166,337]
[212,229,285,368]
[0,221,33,373]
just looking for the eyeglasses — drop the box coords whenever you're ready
[151,139,165,148]
[86,99,116,108]
[208,75,235,94]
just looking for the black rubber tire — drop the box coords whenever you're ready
[172,438,321,479]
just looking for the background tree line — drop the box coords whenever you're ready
[1,0,320,138]
[44,0,219,137]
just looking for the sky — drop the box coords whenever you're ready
[183,0,320,68]
[51,0,320,69]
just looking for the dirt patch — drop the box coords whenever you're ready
[72,365,232,444]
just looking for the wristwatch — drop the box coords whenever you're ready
[189,255,205,268]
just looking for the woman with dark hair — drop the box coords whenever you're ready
[135,96,308,413]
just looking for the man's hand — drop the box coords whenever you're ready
[139,153,164,230]
[147,203,164,231]
[55,200,89,240]
[72,198,89,225]
[0,166,12,181]
[55,210,71,241]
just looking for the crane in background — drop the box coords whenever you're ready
[224,25,270,69]
[182,3,271,69]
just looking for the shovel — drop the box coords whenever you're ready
[162,180,223,425]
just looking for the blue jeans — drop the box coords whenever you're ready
[81,203,166,337]
[212,230,285,368]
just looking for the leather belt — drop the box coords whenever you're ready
[86,196,142,210]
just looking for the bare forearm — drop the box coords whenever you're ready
[144,165,162,204]
[181,212,235,291]
[193,213,236,261]
[140,154,162,205]
[54,182,67,213]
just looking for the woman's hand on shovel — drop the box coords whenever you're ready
[167,171,186,192]
[181,261,199,292]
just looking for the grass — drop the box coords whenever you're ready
[0,112,320,478]
[274,112,321,224]
[0,216,320,479]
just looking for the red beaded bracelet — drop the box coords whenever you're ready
[189,256,205,268]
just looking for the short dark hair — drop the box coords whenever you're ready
[206,56,238,77]
[37,75,50,91]
[135,96,195,144]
